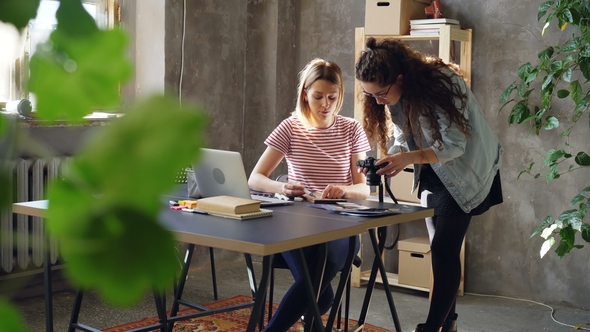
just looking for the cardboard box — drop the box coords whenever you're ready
[389,166,419,203]
[398,236,431,288]
[365,0,430,35]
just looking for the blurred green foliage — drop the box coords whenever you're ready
[0,300,27,332]
[0,0,209,330]
[29,0,132,121]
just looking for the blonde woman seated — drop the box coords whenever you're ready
[248,58,370,331]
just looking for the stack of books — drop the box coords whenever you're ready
[409,18,460,36]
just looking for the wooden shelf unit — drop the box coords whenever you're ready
[351,25,472,296]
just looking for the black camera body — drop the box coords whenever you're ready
[356,157,385,186]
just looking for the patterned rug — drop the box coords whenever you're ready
[104,294,390,331]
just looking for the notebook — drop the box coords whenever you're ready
[191,208,274,220]
[192,148,293,207]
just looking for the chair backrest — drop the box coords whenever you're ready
[275,174,288,183]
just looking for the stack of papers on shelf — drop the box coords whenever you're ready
[409,18,460,36]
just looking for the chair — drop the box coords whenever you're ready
[267,174,362,331]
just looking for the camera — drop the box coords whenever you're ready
[356,157,385,186]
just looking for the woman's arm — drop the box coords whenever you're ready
[248,146,306,197]
[321,152,370,199]
[375,148,439,179]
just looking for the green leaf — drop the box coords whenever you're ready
[562,67,572,82]
[541,73,554,90]
[582,25,590,44]
[555,239,572,259]
[540,237,555,258]
[541,85,553,107]
[543,116,559,130]
[575,151,590,166]
[538,47,554,63]
[580,44,590,57]
[570,193,586,206]
[0,170,10,209]
[561,8,574,24]
[45,95,209,305]
[537,1,553,21]
[560,226,576,246]
[559,40,578,53]
[524,69,539,84]
[0,0,40,31]
[569,81,582,103]
[54,0,99,37]
[581,224,590,243]
[517,62,532,80]
[570,216,583,232]
[0,300,28,332]
[549,60,563,73]
[499,82,517,102]
[558,209,579,222]
[573,94,590,114]
[508,101,531,124]
[580,57,590,81]
[29,27,132,121]
[557,89,570,98]
[543,149,565,167]
[546,163,559,183]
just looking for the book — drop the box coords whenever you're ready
[197,195,261,214]
[410,30,443,36]
[204,208,273,220]
[410,23,459,30]
[410,25,460,36]
[409,18,460,25]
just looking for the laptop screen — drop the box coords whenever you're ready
[191,148,253,200]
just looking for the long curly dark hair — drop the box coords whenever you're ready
[355,38,470,155]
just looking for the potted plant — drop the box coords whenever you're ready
[500,0,590,259]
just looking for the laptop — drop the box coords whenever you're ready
[192,148,293,207]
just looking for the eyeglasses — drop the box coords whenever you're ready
[362,84,393,100]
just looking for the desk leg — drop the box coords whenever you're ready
[168,243,195,332]
[153,291,167,332]
[300,244,327,332]
[358,227,402,332]
[325,236,356,331]
[244,253,264,329]
[246,255,271,332]
[67,289,84,332]
[44,232,54,332]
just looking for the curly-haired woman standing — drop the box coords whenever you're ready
[355,38,503,332]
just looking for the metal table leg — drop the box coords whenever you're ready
[357,227,402,332]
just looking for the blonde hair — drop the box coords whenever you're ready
[292,58,344,125]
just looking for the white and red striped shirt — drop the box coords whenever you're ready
[265,115,371,193]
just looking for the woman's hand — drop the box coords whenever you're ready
[320,184,346,199]
[375,153,414,178]
[281,181,306,197]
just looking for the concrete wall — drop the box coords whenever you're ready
[161,0,589,309]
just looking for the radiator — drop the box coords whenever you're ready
[0,157,69,276]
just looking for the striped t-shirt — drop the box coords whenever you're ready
[265,115,371,193]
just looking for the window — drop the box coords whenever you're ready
[0,0,117,104]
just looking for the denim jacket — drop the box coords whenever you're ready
[387,70,503,213]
